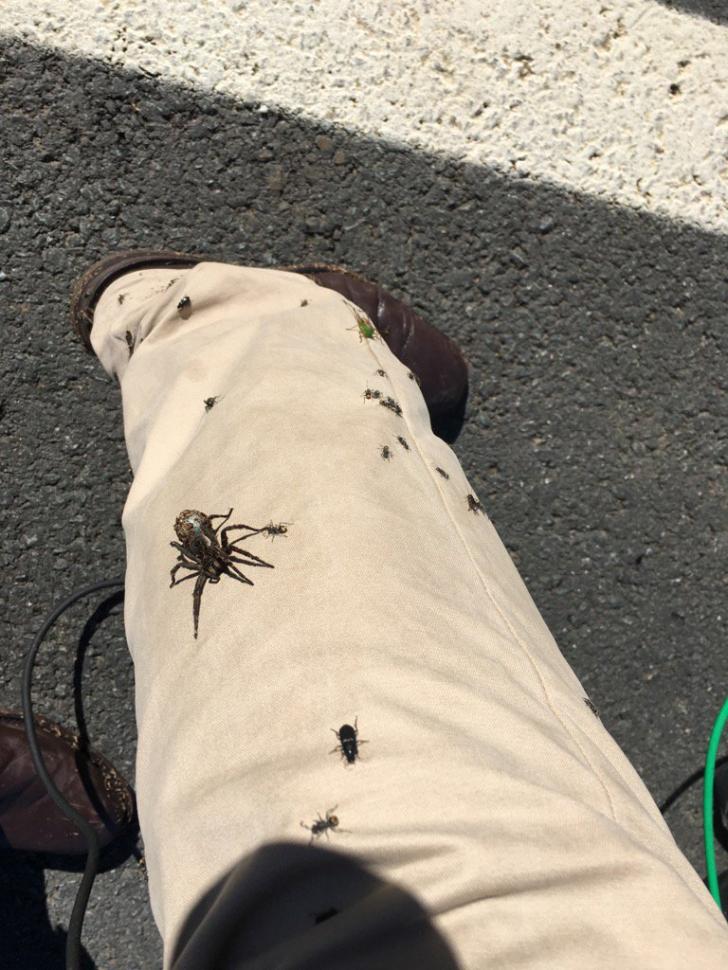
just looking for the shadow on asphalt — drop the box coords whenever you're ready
[0,851,96,970]
[0,833,143,970]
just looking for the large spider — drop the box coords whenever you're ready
[169,508,284,638]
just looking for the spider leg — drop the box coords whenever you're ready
[170,542,200,564]
[192,573,207,639]
[227,549,275,568]
[170,563,199,586]
[224,562,255,585]
[221,523,266,545]
[209,509,234,528]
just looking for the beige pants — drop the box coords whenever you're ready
[92,263,728,969]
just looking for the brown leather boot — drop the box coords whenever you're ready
[69,250,470,437]
[0,708,136,855]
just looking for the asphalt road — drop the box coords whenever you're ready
[1,35,728,968]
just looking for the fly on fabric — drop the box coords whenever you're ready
[330,717,368,765]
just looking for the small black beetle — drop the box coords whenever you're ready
[177,295,192,319]
[330,716,368,765]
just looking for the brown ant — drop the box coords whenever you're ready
[300,806,344,845]
[467,493,483,513]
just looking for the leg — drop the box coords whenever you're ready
[86,261,728,970]
[223,563,255,585]
[191,573,207,640]
[228,551,274,569]
[209,509,234,527]
[170,563,199,587]
[221,523,266,547]
[170,541,200,565]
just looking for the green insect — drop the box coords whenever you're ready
[347,312,378,342]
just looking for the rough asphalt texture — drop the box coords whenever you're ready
[1,36,727,968]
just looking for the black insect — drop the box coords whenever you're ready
[169,508,276,639]
[435,467,450,479]
[467,493,483,514]
[380,445,392,460]
[300,806,343,845]
[375,368,387,377]
[363,388,382,401]
[330,717,368,766]
[125,331,135,356]
[118,293,126,305]
[263,521,290,540]
[204,396,220,412]
[407,370,421,386]
[584,698,600,719]
[177,295,192,318]
[379,396,402,416]
[300,299,309,307]
[396,435,409,451]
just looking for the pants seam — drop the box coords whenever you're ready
[362,336,618,825]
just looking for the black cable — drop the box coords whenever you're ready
[659,755,728,815]
[20,578,125,970]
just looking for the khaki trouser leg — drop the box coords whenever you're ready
[92,262,728,969]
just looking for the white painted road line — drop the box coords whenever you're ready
[2,0,726,232]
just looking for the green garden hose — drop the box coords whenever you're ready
[704,696,728,910]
